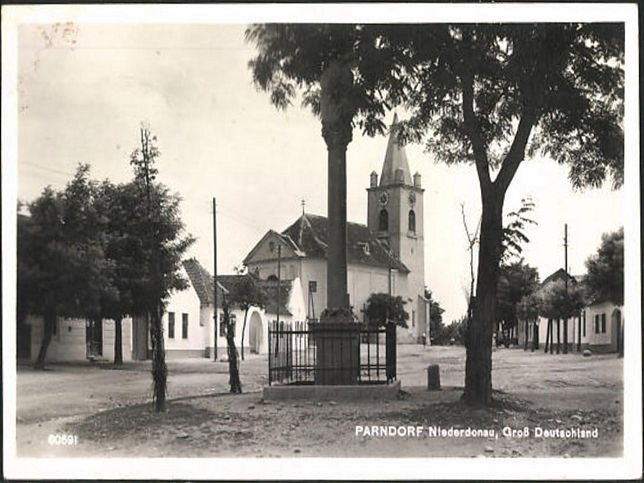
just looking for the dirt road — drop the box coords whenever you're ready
[13,345,623,458]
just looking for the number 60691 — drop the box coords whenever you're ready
[48,434,78,445]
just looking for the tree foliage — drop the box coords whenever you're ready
[537,279,586,320]
[496,260,540,331]
[363,293,409,328]
[18,165,115,369]
[501,198,537,263]
[584,227,624,305]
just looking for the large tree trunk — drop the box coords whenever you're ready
[114,317,123,366]
[240,308,248,361]
[544,319,550,353]
[563,318,568,354]
[34,309,56,370]
[150,308,167,412]
[463,191,504,406]
[524,319,529,351]
[320,59,353,313]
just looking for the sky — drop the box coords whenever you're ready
[14,22,625,324]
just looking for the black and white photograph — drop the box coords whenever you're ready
[2,3,641,480]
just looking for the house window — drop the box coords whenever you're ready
[182,313,188,339]
[582,310,586,337]
[408,210,416,233]
[601,313,606,333]
[379,209,389,231]
[594,314,600,334]
[168,312,175,339]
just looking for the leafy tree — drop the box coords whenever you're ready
[425,288,447,344]
[538,279,586,354]
[248,23,624,405]
[395,23,623,404]
[363,293,409,328]
[129,126,194,411]
[496,260,539,345]
[584,227,624,306]
[227,273,268,361]
[17,165,114,369]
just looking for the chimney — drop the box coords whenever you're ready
[370,171,378,187]
[413,172,422,188]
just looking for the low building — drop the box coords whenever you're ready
[518,268,624,353]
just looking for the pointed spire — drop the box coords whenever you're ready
[380,113,412,186]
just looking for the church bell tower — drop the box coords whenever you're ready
[367,113,426,340]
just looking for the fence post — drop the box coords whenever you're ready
[386,322,396,382]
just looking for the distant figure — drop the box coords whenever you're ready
[421,332,427,347]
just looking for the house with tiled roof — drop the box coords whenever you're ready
[518,268,624,353]
[243,115,429,343]
[178,259,304,356]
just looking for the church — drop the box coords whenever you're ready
[243,115,429,343]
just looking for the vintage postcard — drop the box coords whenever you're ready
[2,3,641,480]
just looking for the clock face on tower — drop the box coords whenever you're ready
[379,191,389,206]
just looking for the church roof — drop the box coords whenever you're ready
[380,113,412,186]
[281,213,410,273]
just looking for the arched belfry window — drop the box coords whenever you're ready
[379,209,389,231]
[408,209,416,233]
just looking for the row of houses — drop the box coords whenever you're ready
[18,259,304,363]
[517,268,624,353]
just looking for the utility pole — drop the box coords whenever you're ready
[563,223,569,354]
[277,244,281,326]
[213,197,218,361]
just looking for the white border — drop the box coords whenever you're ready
[2,3,641,480]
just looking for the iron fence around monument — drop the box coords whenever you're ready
[268,320,396,385]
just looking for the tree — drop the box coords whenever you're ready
[227,273,268,361]
[496,260,539,345]
[395,24,623,404]
[425,288,446,344]
[585,227,624,306]
[538,279,586,354]
[17,165,114,369]
[363,293,409,328]
[221,293,242,393]
[129,126,194,411]
[248,23,624,405]
[501,198,537,264]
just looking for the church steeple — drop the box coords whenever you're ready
[379,113,412,186]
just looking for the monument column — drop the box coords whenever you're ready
[316,58,360,384]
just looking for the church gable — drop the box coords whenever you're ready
[243,230,301,266]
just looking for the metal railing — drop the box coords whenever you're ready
[268,320,396,385]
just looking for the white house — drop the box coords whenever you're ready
[518,268,624,353]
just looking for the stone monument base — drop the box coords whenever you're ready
[311,318,360,385]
